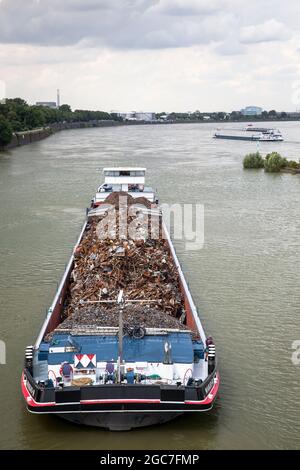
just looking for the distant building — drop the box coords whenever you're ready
[114,111,156,122]
[36,101,57,109]
[241,106,263,116]
[135,112,156,122]
[287,112,300,118]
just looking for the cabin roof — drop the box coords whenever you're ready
[103,167,146,172]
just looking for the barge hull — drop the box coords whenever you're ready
[214,134,259,141]
[57,412,183,430]
[22,369,219,429]
[22,169,220,430]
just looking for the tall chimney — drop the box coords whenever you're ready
[57,89,60,108]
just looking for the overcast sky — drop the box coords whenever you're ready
[1,0,300,112]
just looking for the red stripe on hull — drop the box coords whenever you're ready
[22,372,220,409]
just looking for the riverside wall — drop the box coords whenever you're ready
[0,120,121,151]
[1,127,53,150]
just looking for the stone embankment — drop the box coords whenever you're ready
[1,120,121,151]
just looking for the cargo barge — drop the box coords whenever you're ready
[21,168,219,430]
[214,133,260,141]
[245,125,273,132]
[214,129,283,142]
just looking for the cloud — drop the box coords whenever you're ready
[0,0,300,111]
[240,19,290,44]
[151,0,221,16]
[215,36,245,56]
[0,0,296,52]
[0,0,236,50]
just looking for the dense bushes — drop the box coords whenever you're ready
[264,152,287,172]
[0,116,13,146]
[286,160,300,170]
[243,152,265,169]
[243,151,300,173]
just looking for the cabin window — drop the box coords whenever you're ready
[104,170,145,177]
[105,171,119,176]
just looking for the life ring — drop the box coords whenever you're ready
[183,368,193,386]
[59,362,73,377]
[132,326,146,339]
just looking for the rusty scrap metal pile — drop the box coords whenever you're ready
[57,305,187,331]
[56,193,187,332]
[104,191,153,209]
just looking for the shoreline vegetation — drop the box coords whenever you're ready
[1,97,300,151]
[243,152,300,174]
[0,98,122,150]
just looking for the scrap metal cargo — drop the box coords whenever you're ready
[53,194,187,334]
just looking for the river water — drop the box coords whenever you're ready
[0,121,299,450]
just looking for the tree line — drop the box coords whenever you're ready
[0,98,121,146]
[156,109,291,122]
[1,98,298,147]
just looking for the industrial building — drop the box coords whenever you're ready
[36,90,60,110]
[241,106,263,116]
[114,111,156,122]
[36,102,57,109]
